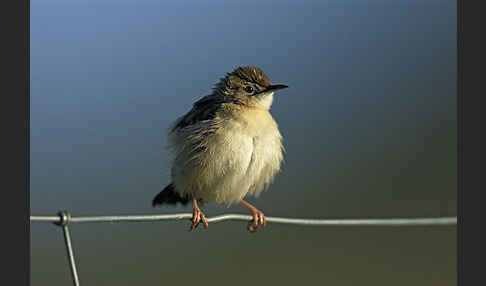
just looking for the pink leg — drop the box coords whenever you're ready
[190,194,208,231]
[240,200,266,232]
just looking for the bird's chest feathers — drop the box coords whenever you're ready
[227,108,280,143]
[222,108,282,170]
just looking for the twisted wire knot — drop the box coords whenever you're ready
[55,210,71,226]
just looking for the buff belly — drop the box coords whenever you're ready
[171,113,283,205]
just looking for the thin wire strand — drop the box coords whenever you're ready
[30,213,457,226]
[61,224,81,286]
[55,211,81,286]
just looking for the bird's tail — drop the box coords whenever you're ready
[152,183,191,207]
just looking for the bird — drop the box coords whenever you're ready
[152,66,287,232]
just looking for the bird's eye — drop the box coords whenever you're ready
[244,86,254,93]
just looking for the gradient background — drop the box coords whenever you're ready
[30,0,457,285]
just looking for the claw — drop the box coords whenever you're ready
[240,200,266,233]
[190,194,208,231]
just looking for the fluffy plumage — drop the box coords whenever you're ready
[153,66,285,207]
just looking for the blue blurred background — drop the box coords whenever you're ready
[31,0,456,285]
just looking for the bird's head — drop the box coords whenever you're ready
[213,66,288,110]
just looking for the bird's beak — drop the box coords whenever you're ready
[264,84,289,93]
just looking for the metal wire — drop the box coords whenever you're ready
[54,211,81,286]
[31,211,456,286]
[31,212,457,226]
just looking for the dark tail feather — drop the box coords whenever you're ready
[152,183,191,207]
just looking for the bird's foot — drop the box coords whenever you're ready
[240,200,266,233]
[247,208,266,232]
[190,206,208,231]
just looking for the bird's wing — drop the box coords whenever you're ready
[170,95,224,132]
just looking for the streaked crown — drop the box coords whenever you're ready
[212,66,288,109]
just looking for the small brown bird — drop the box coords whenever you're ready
[152,66,287,231]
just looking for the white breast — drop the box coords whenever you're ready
[170,104,283,205]
[236,107,283,197]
